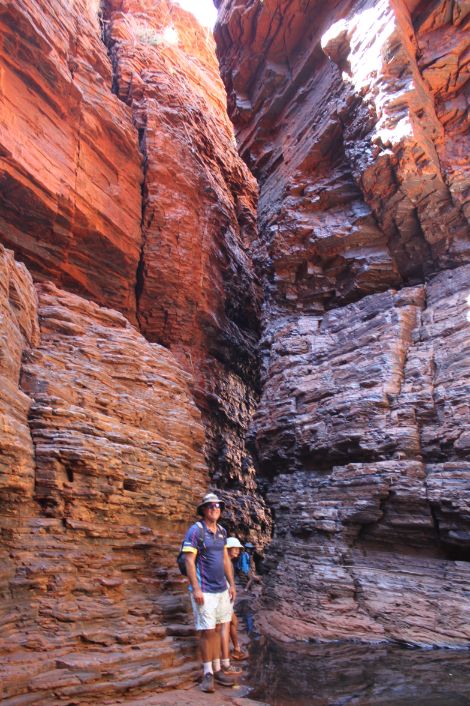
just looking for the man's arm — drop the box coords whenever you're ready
[224,547,236,602]
[184,552,204,605]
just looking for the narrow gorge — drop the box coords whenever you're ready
[0,0,469,704]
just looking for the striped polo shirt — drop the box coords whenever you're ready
[182,521,227,593]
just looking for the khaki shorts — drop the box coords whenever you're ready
[190,588,233,631]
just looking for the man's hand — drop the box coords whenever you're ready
[229,584,236,603]
[193,586,204,605]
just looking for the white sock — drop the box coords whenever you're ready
[203,661,213,676]
[222,658,230,669]
[212,658,221,672]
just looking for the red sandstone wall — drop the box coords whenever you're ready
[0,2,270,700]
[0,0,143,321]
[0,0,271,534]
[215,0,470,646]
[0,243,209,704]
[100,0,271,541]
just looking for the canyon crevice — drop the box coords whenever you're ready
[1,1,269,702]
[0,0,469,703]
[97,1,272,542]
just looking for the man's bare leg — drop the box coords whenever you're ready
[211,624,237,682]
[219,621,231,660]
[200,628,216,664]
[218,621,241,675]
[199,629,216,693]
[213,624,222,672]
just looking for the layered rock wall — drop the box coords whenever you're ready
[216,0,470,645]
[257,266,470,646]
[101,0,271,540]
[0,0,271,539]
[0,1,271,700]
[0,0,143,321]
[0,244,209,704]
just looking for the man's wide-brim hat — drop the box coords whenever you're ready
[197,492,225,516]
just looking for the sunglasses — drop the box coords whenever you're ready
[206,503,221,509]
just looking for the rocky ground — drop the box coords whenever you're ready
[102,688,266,706]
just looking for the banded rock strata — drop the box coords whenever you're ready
[0,0,143,321]
[0,243,209,704]
[101,0,271,540]
[216,0,470,645]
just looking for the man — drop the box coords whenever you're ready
[182,492,236,693]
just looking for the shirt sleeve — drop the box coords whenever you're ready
[182,524,201,554]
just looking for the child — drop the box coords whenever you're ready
[220,537,248,670]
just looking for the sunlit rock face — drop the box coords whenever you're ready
[0,244,209,703]
[0,0,143,322]
[100,0,271,542]
[0,1,271,699]
[0,0,271,540]
[216,0,470,645]
[216,0,469,310]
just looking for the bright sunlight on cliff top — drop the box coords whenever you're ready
[174,0,217,28]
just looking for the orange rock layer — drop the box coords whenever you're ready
[0,0,143,321]
[101,1,271,541]
[0,243,209,704]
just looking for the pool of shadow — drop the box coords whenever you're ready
[247,637,470,706]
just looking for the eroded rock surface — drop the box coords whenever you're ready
[0,0,143,321]
[216,0,469,310]
[216,0,470,645]
[101,0,271,542]
[0,245,39,504]
[256,265,470,474]
[0,247,210,703]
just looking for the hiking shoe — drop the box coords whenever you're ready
[200,672,215,693]
[213,669,235,686]
[222,664,243,676]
